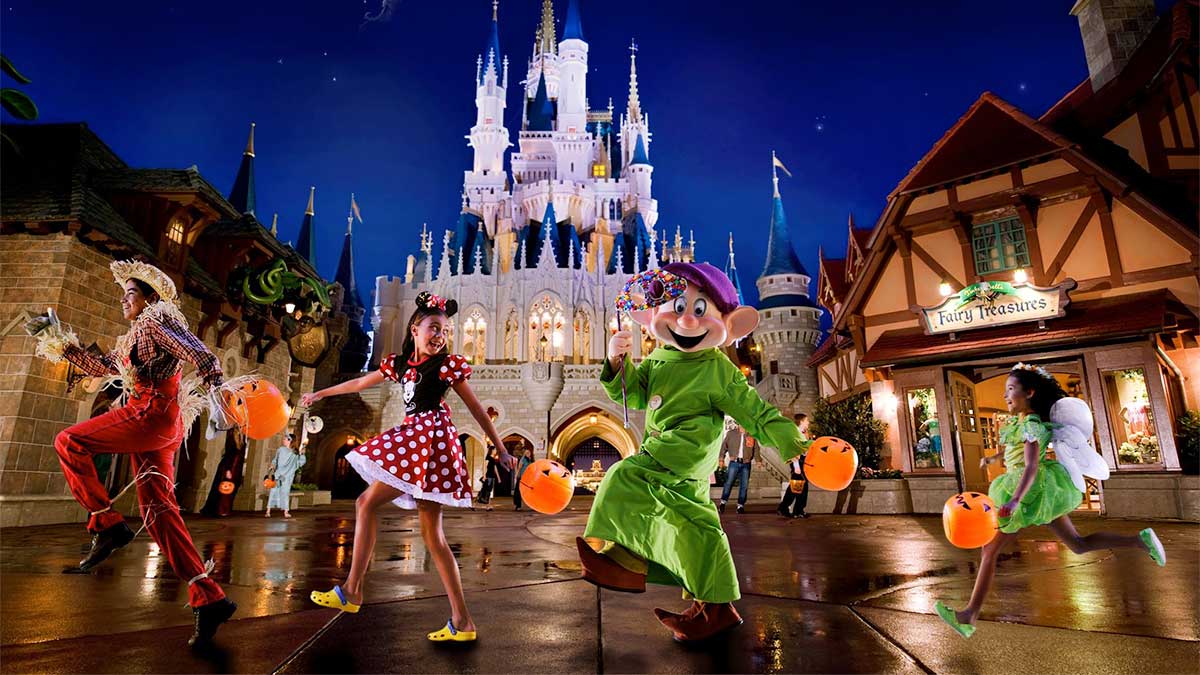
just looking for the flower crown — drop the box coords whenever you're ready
[1012,362,1052,379]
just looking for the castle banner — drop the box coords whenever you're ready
[912,279,1076,335]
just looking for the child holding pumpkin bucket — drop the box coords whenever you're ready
[301,292,516,642]
[579,262,807,643]
[935,363,1166,638]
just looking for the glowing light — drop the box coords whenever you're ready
[938,281,953,297]
[589,413,598,425]
[879,393,899,413]
[284,302,296,314]
[1013,268,1028,284]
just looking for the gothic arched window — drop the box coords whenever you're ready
[462,308,487,365]
[529,296,566,362]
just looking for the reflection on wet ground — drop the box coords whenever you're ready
[1,498,1196,673]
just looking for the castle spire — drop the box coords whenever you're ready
[761,157,806,277]
[563,0,584,42]
[269,213,278,237]
[296,186,318,269]
[538,0,557,54]
[228,122,256,215]
[626,39,641,123]
[335,199,363,310]
[725,233,745,305]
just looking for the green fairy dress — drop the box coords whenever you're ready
[989,414,1082,533]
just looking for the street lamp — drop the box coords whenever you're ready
[938,280,953,297]
[1013,268,1028,284]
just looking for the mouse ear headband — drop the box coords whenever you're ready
[415,291,458,317]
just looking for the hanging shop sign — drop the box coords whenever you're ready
[912,279,1076,335]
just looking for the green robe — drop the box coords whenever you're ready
[584,346,805,603]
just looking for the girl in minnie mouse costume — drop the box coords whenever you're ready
[302,292,515,642]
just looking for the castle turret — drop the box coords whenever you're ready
[753,152,822,416]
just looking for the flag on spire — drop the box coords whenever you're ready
[350,193,363,224]
[772,153,792,178]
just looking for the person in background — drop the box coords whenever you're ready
[777,413,811,518]
[265,432,307,518]
[512,445,535,511]
[477,445,501,511]
[718,422,757,514]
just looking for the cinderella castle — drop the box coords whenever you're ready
[350,0,821,490]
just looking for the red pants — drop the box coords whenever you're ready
[54,374,225,607]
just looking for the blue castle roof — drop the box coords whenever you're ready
[761,191,807,277]
[606,211,652,274]
[562,0,584,41]
[527,70,554,131]
[630,132,649,165]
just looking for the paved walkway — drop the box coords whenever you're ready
[1,497,1196,673]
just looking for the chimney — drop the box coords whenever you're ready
[1070,0,1158,91]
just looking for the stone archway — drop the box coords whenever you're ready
[551,408,637,465]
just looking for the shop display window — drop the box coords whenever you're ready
[1101,368,1159,466]
[906,387,944,469]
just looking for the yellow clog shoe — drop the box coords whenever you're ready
[310,586,360,613]
[428,619,476,642]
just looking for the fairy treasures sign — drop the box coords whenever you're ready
[912,279,1076,336]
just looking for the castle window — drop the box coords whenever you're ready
[769,361,779,375]
[972,216,1030,275]
[790,310,797,317]
[163,219,185,266]
[463,310,487,365]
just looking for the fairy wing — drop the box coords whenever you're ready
[1049,396,1109,492]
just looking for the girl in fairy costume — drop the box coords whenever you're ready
[936,363,1166,638]
[302,292,516,642]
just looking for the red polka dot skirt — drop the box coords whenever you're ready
[345,403,472,509]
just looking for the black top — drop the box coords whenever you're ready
[379,353,472,416]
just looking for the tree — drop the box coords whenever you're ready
[810,393,888,470]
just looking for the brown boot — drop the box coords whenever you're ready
[576,537,646,593]
[668,602,743,642]
[653,600,703,632]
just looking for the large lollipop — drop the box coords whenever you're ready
[612,269,688,426]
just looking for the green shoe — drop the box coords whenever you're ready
[935,601,976,639]
[1140,528,1166,567]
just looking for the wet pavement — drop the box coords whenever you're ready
[1,497,1196,673]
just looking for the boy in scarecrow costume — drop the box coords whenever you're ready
[27,259,236,648]
[577,261,805,642]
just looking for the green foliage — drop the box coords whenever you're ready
[291,482,318,491]
[1178,410,1200,475]
[1,53,38,155]
[809,393,888,471]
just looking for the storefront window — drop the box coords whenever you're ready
[906,387,943,469]
[1102,368,1159,466]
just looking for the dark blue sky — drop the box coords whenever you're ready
[1,0,1173,308]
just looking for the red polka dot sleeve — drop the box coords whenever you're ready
[438,354,472,386]
[379,353,399,382]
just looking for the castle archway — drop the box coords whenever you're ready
[550,408,637,466]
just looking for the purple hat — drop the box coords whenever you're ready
[661,262,741,315]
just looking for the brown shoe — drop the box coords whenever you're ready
[576,537,646,593]
[668,602,743,642]
[653,600,703,632]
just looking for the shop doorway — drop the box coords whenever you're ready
[946,360,1103,511]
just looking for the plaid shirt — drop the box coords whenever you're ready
[64,313,223,386]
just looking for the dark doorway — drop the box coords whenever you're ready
[333,442,368,499]
[566,437,621,472]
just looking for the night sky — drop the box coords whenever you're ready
[1,0,1175,311]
